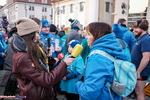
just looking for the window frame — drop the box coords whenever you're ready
[70,4,73,13]
[106,2,110,12]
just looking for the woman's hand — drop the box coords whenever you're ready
[64,55,76,66]
[63,77,67,80]
[54,58,59,64]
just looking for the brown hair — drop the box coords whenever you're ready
[22,32,43,71]
[133,19,149,31]
[31,17,41,25]
[117,18,126,24]
[86,22,112,41]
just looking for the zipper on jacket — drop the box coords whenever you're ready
[40,88,45,98]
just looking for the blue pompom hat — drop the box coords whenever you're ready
[41,20,50,28]
[68,40,80,48]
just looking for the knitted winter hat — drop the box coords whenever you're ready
[50,24,57,32]
[4,34,8,38]
[69,18,80,27]
[16,18,39,36]
[41,20,50,28]
[68,40,80,48]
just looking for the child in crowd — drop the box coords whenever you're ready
[60,40,84,100]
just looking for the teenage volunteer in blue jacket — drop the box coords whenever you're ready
[75,22,128,100]
[117,18,135,51]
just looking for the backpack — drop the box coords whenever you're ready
[89,50,137,99]
[117,37,131,62]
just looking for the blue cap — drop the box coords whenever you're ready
[68,40,80,48]
[41,20,50,28]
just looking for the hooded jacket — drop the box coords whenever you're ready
[60,54,84,94]
[66,29,82,50]
[76,33,128,100]
[0,31,7,66]
[2,16,9,29]
[12,35,69,100]
[112,24,135,51]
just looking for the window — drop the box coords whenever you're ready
[57,7,59,15]
[106,2,110,12]
[50,9,53,20]
[45,8,47,12]
[29,15,34,18]
[42,16,47,20]
[42,7,47,12]
[42,0,47,3]
[62,6,65,14]
[32,6,34,11]
[29,6,34,11]
[42,7,44,12]
[70,4,73,13]
[51,0,54,2]
[45,16,47,20]
[29,0,35,2]
[80,2,84,12]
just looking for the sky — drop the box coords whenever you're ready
[0,0,149,13]
[129,0,149,13]
[0,0,6,6]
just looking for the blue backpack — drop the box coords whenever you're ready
[89,50,137,99]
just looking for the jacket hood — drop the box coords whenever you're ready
[12,34,27,52]
[112,24,124,38]
[91,33,128,60]
[112,24,129,38]
[121,26,128,33]
[2,16,6,21]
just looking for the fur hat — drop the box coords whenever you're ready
[41,20,50,28]
[68,40,80,48]
[16,18,39,36]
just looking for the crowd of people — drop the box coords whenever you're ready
[0,16,150,100]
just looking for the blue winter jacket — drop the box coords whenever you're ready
[60,54,84,94]
[75,33,128,100]
[0,31,7,66]
[40,32,62,58]
[112,24,135,51]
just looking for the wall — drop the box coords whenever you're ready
[114,0,128,23]
[103,0,112,25]
[147,0,150,32]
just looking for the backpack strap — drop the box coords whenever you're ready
[89,50,115,100]
[89,50,115,62]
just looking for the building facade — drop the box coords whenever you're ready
[1,0,52,26]
[113,0,129,23]
[147,0,150,32]
[114,0,149,31]
[52,0,115,28]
